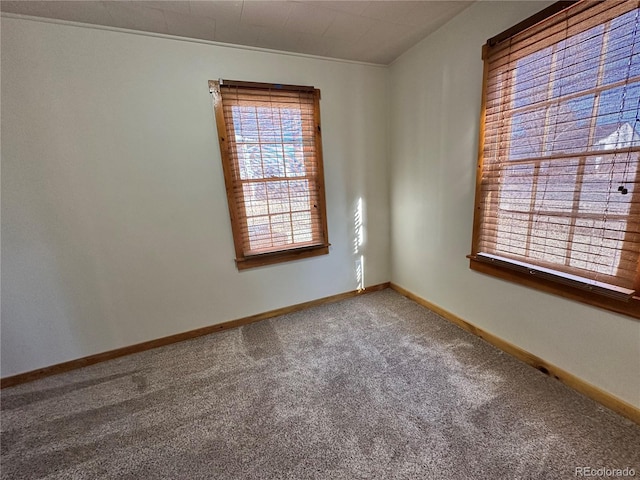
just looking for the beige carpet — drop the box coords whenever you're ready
[2,289,639,479]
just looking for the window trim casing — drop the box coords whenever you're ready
[210,79,330,270]
[468,1,640,319]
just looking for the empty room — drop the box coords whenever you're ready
[1,0,639,478]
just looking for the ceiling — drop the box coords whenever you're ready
[0,1,474,65]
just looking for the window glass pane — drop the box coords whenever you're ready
[510,109,546,160]
[513,46,553,108]
[289,180,310,212]
[569,218,627,276]
[267,181,290,214]
[581,152,639,216]
[233,106,258,141]
[528,215,571,265]
[237,143,263,180]
[595,83,640,135]
[233,107,261,180]
[543,96,595,155]
[534,160,579,212]
[284,144,306,177]
[281,108,303,144]
[499,164,534,211]
[261,144,285,177]
[243,182,268,217]
[247,215,272,251]
[256,107,282,143]
[603,9,640,84]
[553,25,603,97]
[292,211,313,243]
[495,211,529,257]
[270,213,293,246]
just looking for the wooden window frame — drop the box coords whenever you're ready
[210,80,330,270]
[469,1,640,319]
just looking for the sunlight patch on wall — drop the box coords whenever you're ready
[354,197,365,291]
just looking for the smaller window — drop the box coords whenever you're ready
[210,80,329,270]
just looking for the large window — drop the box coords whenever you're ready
[210,80,329,270]
[470,0,640,318]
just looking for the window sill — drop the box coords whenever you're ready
[468,254,640,320]
[236,244,330,270]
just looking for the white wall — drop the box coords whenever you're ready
[390,1,640,407]
[1,17,390,377]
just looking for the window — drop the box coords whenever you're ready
[210,80,329,270]
[470,0,640,318]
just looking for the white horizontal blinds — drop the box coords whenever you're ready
[219,83,325,256]
[479,0,640,290]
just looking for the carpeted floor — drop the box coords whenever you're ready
[1,289,639,479]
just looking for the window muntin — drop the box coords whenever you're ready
[471,1,640,316]
[210,80,329,269]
